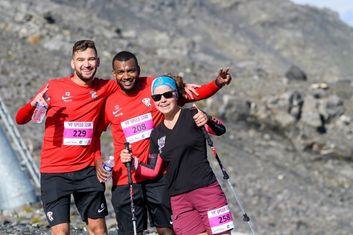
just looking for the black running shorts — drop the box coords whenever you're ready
[41,166,108,227]
[111,175,172,235]
[142,176,173,228]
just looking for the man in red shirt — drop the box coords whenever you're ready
[16,40,117,235]
[96,51,231,235]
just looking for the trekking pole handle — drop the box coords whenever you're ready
[201,127,230,180]
[124,142,132,182]
[201,127,214,147]
[191,107,213,146]
[124,142,132,167]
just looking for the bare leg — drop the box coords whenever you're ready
[51,223,70,235]
[156,227,175,235]
[197,230,231,235]
[197,232,208,235]
[209,231,232,235]
[86,217,107,235]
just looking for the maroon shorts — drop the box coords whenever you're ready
[170,181,232,235]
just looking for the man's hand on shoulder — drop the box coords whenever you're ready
[184,83,200,100]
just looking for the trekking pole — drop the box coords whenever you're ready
[201,128,257,235]
[125,142,137,235]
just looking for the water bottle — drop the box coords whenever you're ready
[31,103,48,123]
[102,156,115,181]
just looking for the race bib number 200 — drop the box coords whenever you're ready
[63,121,93,145]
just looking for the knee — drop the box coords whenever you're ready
[87,218,107,235]
[51,223,70,235]
[89,227,107,235]
[156,227,175,235]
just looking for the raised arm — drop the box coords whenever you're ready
[16,103,35,124]
[16,84,49,124]
[180,67,232,105]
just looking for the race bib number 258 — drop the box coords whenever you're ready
[207,205,234,234]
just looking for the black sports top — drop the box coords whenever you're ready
[149,108,219,196]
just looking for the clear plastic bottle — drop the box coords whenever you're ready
[31,103,48,123]
[102,156,115,181]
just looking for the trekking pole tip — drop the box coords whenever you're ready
[222,170,230,180]
[243,213,250,222]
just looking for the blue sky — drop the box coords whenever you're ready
[291,0,353,27]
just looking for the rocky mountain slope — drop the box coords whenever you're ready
[1,0,353,234]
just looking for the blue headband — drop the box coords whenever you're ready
[151,76,177,94]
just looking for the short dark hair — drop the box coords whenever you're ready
[112,51,139,69]
[72,40,97,56]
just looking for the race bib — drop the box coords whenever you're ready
[207,205,234,234]
[121,113,153,143]
[63,121,93,145]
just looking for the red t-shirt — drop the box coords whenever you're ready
[104,76,220,185]
[16,75,118,173]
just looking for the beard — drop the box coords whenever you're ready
[75,69,97,82]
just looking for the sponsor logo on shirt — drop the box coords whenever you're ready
[142,98,151,107]
[62,91,72,102]
[90,90,98,99]
[112,104,123,117]
[158,136,166,153]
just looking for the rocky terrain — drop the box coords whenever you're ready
[1,0,353,234]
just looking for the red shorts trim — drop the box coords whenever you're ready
[170,181,230,235]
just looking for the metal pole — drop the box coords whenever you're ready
[125,142,137,235]
[0,97,40,188]
[0,126,37,210]
[202,128,257,235]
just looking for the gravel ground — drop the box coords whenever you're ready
[0,193,248,235]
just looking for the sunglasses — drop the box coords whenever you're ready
[151,91,176,102]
